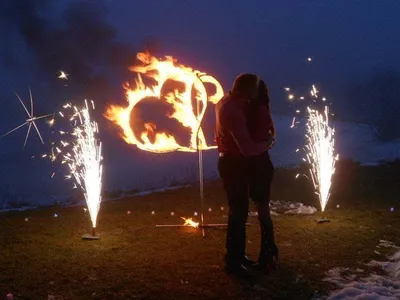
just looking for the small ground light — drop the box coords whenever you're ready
[336,204,340,208]
[208,208,212,212]
[390,207,395,212]
[220,207,224,211]
[151,211,155,215]
[127,211,131,215]
[170,212,175,216]
[24,218,28,222]
[194,212,198,216]
[53,213,58,218]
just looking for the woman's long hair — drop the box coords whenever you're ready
[247,79,276,137]
[254,79,270,108]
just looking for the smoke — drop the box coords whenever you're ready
[0,0,136,103]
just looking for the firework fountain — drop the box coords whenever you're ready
[286,81,339,217]
[305,105,338,213]
[61,100,103,239]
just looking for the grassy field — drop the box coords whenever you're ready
[0,161,399,299]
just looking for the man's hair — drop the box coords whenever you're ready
[231,73,259,95]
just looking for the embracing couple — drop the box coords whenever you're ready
[215,73,278,278]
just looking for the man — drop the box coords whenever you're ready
[215,73,272,277]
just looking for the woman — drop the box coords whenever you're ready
[246,79,278,273]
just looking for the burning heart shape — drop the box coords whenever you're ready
[105,52,224,153]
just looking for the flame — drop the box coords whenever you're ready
[181,217,199,228]
[105,52,224,153]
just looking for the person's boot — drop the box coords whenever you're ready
[255,214,278,273]
[242,255,256,266]
[254,244,279,273]
[224,263,255,279]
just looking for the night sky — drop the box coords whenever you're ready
[0,0,399,200]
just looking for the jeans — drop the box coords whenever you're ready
[218,155,249,266]
[247,151,276,261]
[218,152,276,266]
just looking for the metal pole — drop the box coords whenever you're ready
[156,224,189,228]
[156,223,251,228]
[154,75,233,236]
[199,149,205,237]
[201,223,251,228]
[197,91,206,238]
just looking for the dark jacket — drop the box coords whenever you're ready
[215,92,268,156]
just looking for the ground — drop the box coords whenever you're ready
[0,161,399,300]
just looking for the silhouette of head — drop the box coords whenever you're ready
[231,73,259,99]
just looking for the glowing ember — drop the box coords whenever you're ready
[105,52,224,153]
[47,118,55,126]
[181,217,199,228]
[62,100,103,228]
[58,70,69,80]
[305,105,338,211]
[310,85,319,98]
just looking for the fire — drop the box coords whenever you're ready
[181,217,199,228]
[105,52,224,153]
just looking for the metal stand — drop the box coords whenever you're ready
[194,75,229,237]
[316,218,330,224]
[82,227,100,240]
[155,223,251,228]
[154,75,232,236]
[316,212,330,224]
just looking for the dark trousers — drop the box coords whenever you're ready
[218,155,249,266]
[247,151,276,261]
[218,152,275,266]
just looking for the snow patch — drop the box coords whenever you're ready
[247,200,318,216]
[378,240,400,250]
[325,241,400,299]
[284,203,318,215]
[270,200,318,215]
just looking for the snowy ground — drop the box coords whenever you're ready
[0,115,399,209]
[324,240,400,299]
[0,185,189,213]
